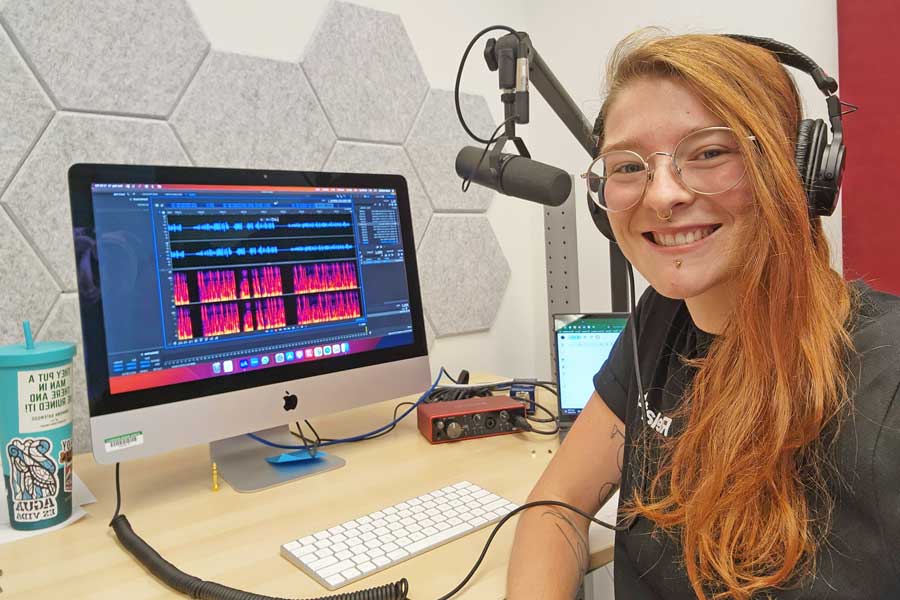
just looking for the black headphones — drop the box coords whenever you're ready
[588,34,848,242]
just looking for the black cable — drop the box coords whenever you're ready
[108,462,410,600]
[435,498,628,600]
[524,400,558,424]
[514,415,559,436]
[460,117,517,193]
[454,25,519,144]
[112,462,121,522]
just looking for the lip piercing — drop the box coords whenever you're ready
[675,259,683,268]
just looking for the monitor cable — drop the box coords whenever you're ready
[108,462,410,600]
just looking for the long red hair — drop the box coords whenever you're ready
[597,31,856,599]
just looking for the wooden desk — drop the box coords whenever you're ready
[0,386,614,599]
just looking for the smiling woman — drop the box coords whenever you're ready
[507,29,900,600]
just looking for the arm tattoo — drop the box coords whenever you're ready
[541,508,590,583]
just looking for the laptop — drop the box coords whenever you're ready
[553,313,629,439]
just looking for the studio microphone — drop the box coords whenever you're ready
[455,146,571,207]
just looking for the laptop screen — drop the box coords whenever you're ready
[555,314,628,419]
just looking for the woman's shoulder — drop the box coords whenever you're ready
[850,280,900,361]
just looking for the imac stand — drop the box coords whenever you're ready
[209,425,346,492]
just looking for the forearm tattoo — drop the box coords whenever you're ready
[540,508,591,583]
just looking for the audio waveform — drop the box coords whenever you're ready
[292,261,359,294]
[198,270,238,303]
[167,221,351,233]
[200,303,242,337]
[174,273,190,306]
[297,291,361,325]
[170,244,354,260]
[177,308,193,340]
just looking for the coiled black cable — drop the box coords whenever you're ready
[109,464,409,600]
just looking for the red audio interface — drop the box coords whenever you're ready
[417,395,526,444]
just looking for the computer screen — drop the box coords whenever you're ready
[554,314,628,418]
[70,164,430,469]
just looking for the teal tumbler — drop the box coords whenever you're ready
[0,321,77,530]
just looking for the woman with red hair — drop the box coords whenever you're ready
[508,31,899,600]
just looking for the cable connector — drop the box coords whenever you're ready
[510,379,537,414]
[513,415,533,432]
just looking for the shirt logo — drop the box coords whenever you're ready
[638,391,673,437]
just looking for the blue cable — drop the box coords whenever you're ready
[247,369,444,451]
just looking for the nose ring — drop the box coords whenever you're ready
[656,208,673,222]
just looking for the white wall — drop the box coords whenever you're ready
[187,0,841,382]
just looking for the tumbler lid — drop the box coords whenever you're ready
[0,321,76,368]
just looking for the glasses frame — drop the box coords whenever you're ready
[581,126,758,213]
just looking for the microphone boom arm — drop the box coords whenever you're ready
[486,32,629,312]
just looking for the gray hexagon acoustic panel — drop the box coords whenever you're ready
[417,215,510,336]
[0,208,59,345]
[303,1,429,143]
[2,114,190,291]
[324,142,433,247]
[171,52,335,170]
[1,0,208,117]
[0,0,511,453]
[406,90,496,212]
[0,27,53,193]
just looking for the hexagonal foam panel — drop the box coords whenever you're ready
[1,0,208,117]
[0,27,53,193]
[324,142,433,247]
[302,1,429,143]
[406,90,496,212]
[417,214,510,336]
[171,51,335,170]
[1,113,190,291]
[0,208,59,345]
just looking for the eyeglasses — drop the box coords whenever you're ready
[582,126,756,213]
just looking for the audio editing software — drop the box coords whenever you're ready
[89,183,415,395]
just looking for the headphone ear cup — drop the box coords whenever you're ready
[795,119,829,215]
[587,193,616,242]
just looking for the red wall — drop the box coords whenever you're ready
[837,1,900,294]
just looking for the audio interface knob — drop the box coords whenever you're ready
[436,420,445,430]
[446,421,462,439]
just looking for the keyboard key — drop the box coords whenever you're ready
[358,561,377,574]
[341,567,362,579]
[325,574,345,586]
[373,555,391,567]
[308,555,339,571]
[406,523,473,555]
[320,559,356,579]
[387,549,408,560]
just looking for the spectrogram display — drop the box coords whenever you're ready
[167,211,363,343]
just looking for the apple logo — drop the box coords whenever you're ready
[282,390,298,411]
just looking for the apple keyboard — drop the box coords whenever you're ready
[280,481,519,590]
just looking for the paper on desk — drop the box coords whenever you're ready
[0,474,96,545]
[588,490,620,535]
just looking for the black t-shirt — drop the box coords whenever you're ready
[593,281,900,599]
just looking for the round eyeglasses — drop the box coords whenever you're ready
[582,126,756,213]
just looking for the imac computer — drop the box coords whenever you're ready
[68,164,431,491]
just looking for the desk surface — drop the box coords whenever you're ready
[0,383,614,599]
